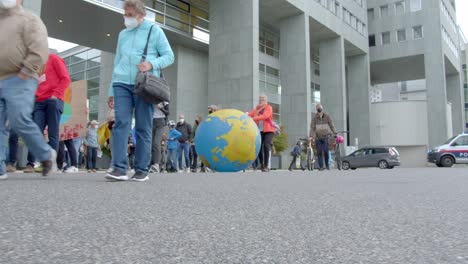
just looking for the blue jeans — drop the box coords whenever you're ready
[167,148,177,171]
[8,129,19,165]
[0,76,51,175]
[27,98,64,166]
[87,146,98,170]
[316,138,329,169]
[177,141,190,170]
[111,83,153,174]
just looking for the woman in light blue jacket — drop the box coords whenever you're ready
[106,0,174,182]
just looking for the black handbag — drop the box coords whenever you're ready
[134,25,171,103]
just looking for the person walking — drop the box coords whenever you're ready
[288,141,305,171]
[309,103,336,171]
[60,139,79,173]
[248,95,275,172]
[175,114,192,173]
[166,120,181,172]
[105,0,174,182]
[23,53,70,173]
[0,0,56,180]
[150,101,169,173]
[189,115,202,172]
[84,120,99,173]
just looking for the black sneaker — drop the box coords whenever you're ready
[105,170,129,181]
[131,171,149,182]
[41,149,57,176]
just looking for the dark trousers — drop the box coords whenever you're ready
[8,130,19,165]
[190,144,197,170]
[86,146,98,170]
[259,132,274,169]
[57,140,77,170]
[316,138,329,169]
[151,118,165,166]
[27,98,64,166]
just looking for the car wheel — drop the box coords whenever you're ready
[378,160,389,169]
[436,163,443,167]
[342,161,350,170]
[440,156,455,168]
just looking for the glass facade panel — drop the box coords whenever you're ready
[413,25,423,39]
[395,1,405,14]
[382,31,391,44]
[410,0,422,12]
[397,29,406,42]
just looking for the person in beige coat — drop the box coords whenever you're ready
[0,0,56,179]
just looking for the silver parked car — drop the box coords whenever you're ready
[341,147,400,170]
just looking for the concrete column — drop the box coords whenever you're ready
[446,73,464,135]
[319,37,347,133]
[347,54,371,147]
[424,2,449,147]
[279,13,311,146]
[98,52,115,123]
[208,0,259,111]
[173,45,209,123]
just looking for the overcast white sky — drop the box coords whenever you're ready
[456,0,468,39]
[49,2,468,52]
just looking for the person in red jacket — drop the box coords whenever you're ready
[249,94,274,172]
[24,53,71,173]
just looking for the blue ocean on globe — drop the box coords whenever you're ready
[194,109,261,172]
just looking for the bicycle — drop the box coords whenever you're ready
[329,131,349,170]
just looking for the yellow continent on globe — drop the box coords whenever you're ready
[206,113,257,164]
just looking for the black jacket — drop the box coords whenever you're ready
[175,122,192,142]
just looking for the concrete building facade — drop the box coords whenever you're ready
[22,0,467,167]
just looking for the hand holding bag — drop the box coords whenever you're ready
[135,25,171,103]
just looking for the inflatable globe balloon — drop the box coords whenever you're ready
[194,109,261,172]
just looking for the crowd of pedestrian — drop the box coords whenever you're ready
[0,0,336,182]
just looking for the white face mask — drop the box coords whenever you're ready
[179,119,184,123]
[0,0,16,9]
[124,16,138,29]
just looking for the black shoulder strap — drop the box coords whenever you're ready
[142,25,154,61]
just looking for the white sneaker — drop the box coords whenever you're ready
[178,170,183,173]
[64,166,79,173]
[106,167,114,173]
[185,168,190,173]
[149,164,160,173]
[0,174,8,180]
[105,170,129,181]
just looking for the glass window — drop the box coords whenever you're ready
[350,15,357,29]
[367,8,374,20]
[335,2,341,17]
[382,31,391,44]
[71,72,85,81]
[410,0,421,12]
[70,61,86,74]
[87,78,100,89]
[413,25,423,39]
[397,29,406,42]
[259,63,265,72]
[395,1,405,14]
[343,8,350,24]
[88,88,99,97]
[453,136,468,146]
[369,34,376,46]
[266,66,279,77]
[380,5,389,17]
[87,67,100,79]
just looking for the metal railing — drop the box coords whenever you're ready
[85,0,210,43]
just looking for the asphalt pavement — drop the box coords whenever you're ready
[0,168,467,264]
